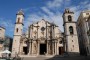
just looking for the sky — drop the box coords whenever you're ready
[0,0,90,38]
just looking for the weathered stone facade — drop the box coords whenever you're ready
[77,10,90,55]
[0,26,5,51]
[12,9,80,57]
[19,20,64,56]
[63,9,79,53]
[0,26,5,40]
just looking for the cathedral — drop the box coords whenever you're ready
[12,9,79,57]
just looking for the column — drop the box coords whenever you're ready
[37,42,39,55]
[19,43,22,55]
[55,42,56,55]
[53,42,54,55]
[30,41,32,55]
[28,42,31,55]
[47,42,48,55]
[56,42,57,55]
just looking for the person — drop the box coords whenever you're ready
[44,52,46,55]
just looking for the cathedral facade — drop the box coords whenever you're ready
[12,9,79,57]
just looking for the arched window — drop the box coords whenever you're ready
[59,41,62,44]
[69,26,74,34]
[16,28,18,33]
[17,18,20,23]
[68,15,72,22]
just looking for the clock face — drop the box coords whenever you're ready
[41,27,45,31]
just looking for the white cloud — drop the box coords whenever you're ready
[0,18,14,31]
[23,0,90,33]
[69,0,90,20]
[0,18,14,37]
[47,0,63,8]
[0,19,14,28]
[80,0,89,5]
[24,9,64,32]
[41,7,54,16]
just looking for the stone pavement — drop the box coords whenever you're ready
[20,55,90,60]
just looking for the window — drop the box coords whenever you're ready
[59,41,62,44]
[0,29,2,32]
[73,45,74,47]
[68,15,72,22]
[16,28,18,33]
[41,27,45,31]
[24,41,27,44]
[72,40,73,42]
[86,13,89,15]
[17,18,20,23]
[34,36,36,38]
[69,26,74,34]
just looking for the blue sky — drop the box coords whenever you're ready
[0,0,90,38]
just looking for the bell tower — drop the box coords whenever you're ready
[62,9,79,53]
[12,9,24,57]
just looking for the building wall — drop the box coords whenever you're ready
[0,27,5,53]
[28,20,62,40]
[0,27,5,39]
[19,20,64,56]
[63,9,79,53]
[12,10,24,57]
[77,10,90,55]
[88,16,90,30]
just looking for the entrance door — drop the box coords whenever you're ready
[59,47,63,55]
[23,47,28,55]
[40,44,46,55]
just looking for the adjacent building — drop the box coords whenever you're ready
[4,36,13,52]
[77,10,90,55]
[0,26,13,57]
[0,26,5,40]
[87,16,90,40]
[0,26,5,51]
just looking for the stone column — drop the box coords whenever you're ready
[30,41,32,55]
[19,44,21,55]
[53,42,55,55]
[47,42,48,55]
[28,42,31,55]
[55,42,56,55]
[56,42,57,55]
[37,41,39,55]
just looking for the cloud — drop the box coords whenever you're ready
[23,7,64,32]
[0,18,14,37]
[41,7,54,16]
[23,0,90,33]
[69,0,90,20]
[80,0,89,5]
[47,0,63,8]
[0,18,14,32]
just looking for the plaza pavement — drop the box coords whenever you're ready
[20,55,90,60]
